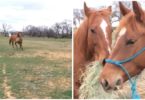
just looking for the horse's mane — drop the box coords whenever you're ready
[74,17,89,57]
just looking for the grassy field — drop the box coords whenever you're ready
[0,36,72,99]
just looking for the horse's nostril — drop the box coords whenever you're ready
[114,87,118,90]
[116,78,122,86]
[104,79,109,87]
[101,79,109,89]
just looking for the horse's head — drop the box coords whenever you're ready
[99,1,145,91]
[17,32,22,37]
[84,2,112,62]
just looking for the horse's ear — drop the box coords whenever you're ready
[107,6,112,15]
[132,1,145,23]
[84,2,90,17]
[107,6,112,13]
[119,2,130,16]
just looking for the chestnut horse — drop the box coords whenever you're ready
[99,1,145,93]
[74,2,112,98]
[9,32,23,50]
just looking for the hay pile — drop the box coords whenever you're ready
[79,61,145,99]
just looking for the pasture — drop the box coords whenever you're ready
[0,36,72,99]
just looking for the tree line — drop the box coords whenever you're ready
[1,20,72,38]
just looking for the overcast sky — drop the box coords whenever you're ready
[73,0,144,9]
[1,0,144,31]
[73,0,113,9]
[0,0,73,31]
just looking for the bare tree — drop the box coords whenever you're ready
[23,20,72,38]
[60,20,72,38]
[52,20,72,38]
[73,9,84,28]
[53,23,61,37]
[2,24,12,36]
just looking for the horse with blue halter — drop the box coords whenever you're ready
[99,1,145,99]
[74,2,112,98]
[9,32,23,50]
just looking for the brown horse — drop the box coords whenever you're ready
[99,1,145,91]
[74,2,112,98]
[9,32,23,50]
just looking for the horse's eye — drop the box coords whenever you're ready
[90,28,96,34]
[126,39,135,45]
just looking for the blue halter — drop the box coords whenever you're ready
[105,46,145,99]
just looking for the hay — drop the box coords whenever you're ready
[79,61,145,99]
[79,61,120,99]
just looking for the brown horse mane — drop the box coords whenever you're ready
[74,17,89,59]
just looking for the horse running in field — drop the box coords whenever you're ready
[99,1,145,92]
[74,2,112,98]
[9,32,23,50]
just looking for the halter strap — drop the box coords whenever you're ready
[105,46,145,99]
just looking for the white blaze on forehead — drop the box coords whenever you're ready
[114,27,127,47]
[118,27,126,37]
[100,19,108,39]
[100,19,111,53]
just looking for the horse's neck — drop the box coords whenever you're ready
[74,19,89,63]
[138,36,145,69]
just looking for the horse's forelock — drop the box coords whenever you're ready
[119,12,134,28]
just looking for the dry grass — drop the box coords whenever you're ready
[10,50,71,60]
[0,36,72,99]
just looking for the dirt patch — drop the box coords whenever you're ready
[10,50,71,60]
[2,64,16,99]
[47,81,56,90]
[34,50,71,60]
[56,77,71,90]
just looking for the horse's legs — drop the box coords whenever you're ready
[12,42,14,48]
[15,42,18,50]
[19,43,23,50]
